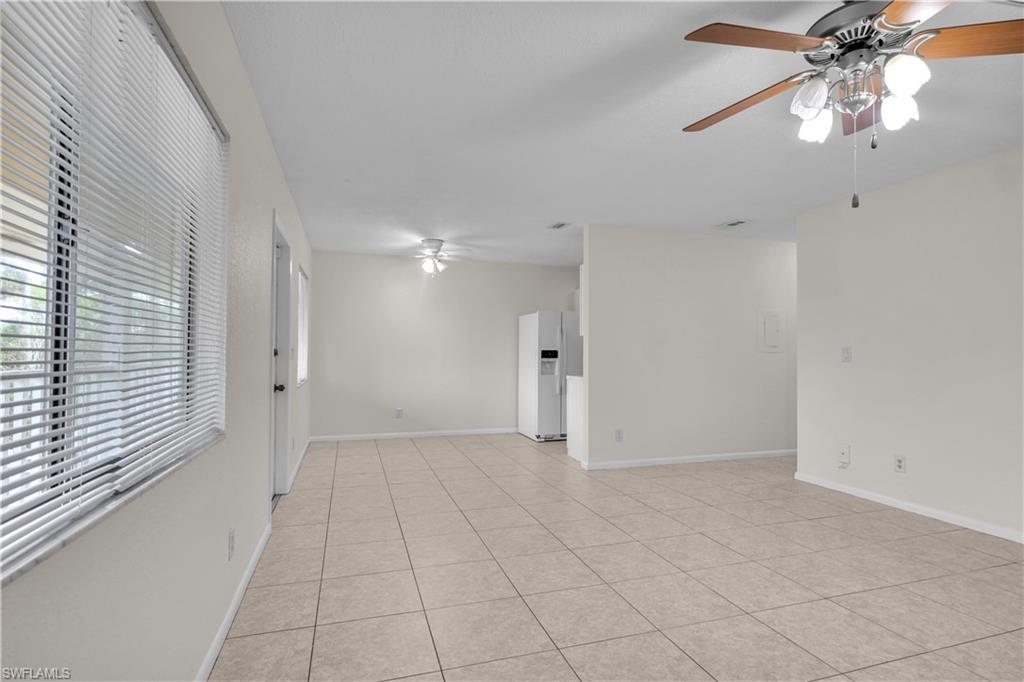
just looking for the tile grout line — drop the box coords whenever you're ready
[413,436,585,682]
[305,440,339,682]
[829,626,1024,679]
[543,484,842,679]
[610,475,1022,677]
[628,525,921,676]
[378,439,449,682]
[608,487,885,678]
[544,474,909,678]
[388,440,1020,680]
[256,442,1018,682]
[451,451,726,681]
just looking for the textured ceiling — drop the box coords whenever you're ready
[225,2,1023,265]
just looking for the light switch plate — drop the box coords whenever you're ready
[841,346,853,363]
[758,308,784,353]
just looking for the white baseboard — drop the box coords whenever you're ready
[310,428,517,442]
[794,471,1024,543]
[197,521,272,681]
[582,449,796,471]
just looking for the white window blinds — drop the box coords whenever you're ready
[1,1,228,580]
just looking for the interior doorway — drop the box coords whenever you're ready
[270,214,292,502]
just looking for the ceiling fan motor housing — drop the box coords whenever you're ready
[420,238,445,257]
[803,1,912,68]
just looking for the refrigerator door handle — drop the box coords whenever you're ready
[561,321,569,395]
[558,321,566,396]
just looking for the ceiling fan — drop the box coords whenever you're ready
[418,238,449,275]
[683,1,1024,142]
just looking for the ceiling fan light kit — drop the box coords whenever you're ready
[786,49,931,137]
[418,238,449,276]
[682,1,1024,206]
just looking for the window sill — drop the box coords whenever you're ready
[1,430,225,586]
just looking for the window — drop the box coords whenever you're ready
[297,268,309,386]
[0,2,228,580]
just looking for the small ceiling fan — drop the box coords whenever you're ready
[418,238,449,275]
[682,1,1024,141]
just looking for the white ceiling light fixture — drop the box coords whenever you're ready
[790,74,829,120]
[784,50,928,143]
[685,3,1023,143]
[883,53,931,96]
[421,257,447,274]
[880,93,920,131]
[418,238,449,276]
[683,3,1024,208]
[797,107,833,143]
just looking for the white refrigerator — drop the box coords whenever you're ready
[518,311,582,441]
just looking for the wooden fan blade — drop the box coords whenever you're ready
[684,70,816,132]
[916,19,1024,59]
[685,23,826,52]
[875,1,950,29]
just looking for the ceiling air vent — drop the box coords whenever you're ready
[715,219,747,230]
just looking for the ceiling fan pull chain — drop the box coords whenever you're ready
[851,131,860,209]
[870,95,879,150]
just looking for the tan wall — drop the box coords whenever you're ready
[797,148,1023,539]
[583,225,797,467]
[0,3,313,678]
[310,251,578,437]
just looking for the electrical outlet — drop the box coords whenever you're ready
[894,455,907,473]
[839,445,851,469]
[395,408,403,419]
[227,528,235,561]
[841,346,853,363]
[614,428,624,443]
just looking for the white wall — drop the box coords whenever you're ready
[311,251,578,437]
[582,225,797,468]
[1,3,313,679]
[797,149,1023,540]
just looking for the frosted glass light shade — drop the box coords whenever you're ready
[884,54,931,96]
[421,257,447,274]
[798,107,833,143]
[790,76,829,120]
[881,94,919,131]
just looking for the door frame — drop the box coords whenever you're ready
[270,213,293,497]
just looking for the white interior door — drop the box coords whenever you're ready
[271,219,292,497]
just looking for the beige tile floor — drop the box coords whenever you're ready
[211,435,1024,682]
